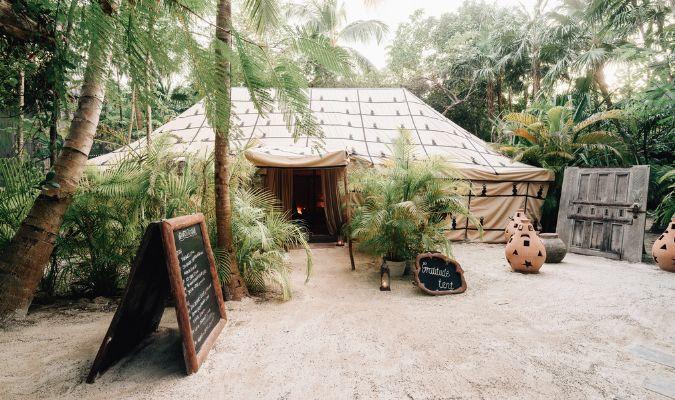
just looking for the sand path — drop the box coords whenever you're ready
[1,243,674,399]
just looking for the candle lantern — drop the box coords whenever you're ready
[380,262,391,291]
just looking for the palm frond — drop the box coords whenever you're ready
[338,19,388,44]
[573,109,623,132]
[243,0,280,36]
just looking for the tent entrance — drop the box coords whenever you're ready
[262,167,345,243]
[291,170,332,242]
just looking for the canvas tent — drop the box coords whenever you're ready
[89,87,554,243]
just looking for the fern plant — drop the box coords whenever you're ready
[654,168,675,228]
[0,158,43,250]
[348,130,476,262]
[52,137,310,299]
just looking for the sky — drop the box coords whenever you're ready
[338,0,558,69]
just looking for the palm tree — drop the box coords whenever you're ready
[0,0,213,319]
[500,104,624,169]
[498,101,625,231]
[545,1,625,106]
[285,0,388,82]
[0,0,120,320]
[213,0,248,300]
[512,0,554,102]
[191,0,350,299]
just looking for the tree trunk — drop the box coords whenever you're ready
[0,1,118,321]
[593,67,613,107]
[508,87,512,111]
[116,69,123,121]
[128,87,136,143]
[135,100,144,130]
[49,96,59,167]
[532,54,541,99]
[145,16,154,145]
[16,68,24,157]
[215,0,248,300]
[496,74,502,114]
[146,103,152,144]
[486,78,494,119]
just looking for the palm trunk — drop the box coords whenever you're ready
[532,54,541,99]
[116,69,123,121]
[49,97,59,167]
[496,73,502,114]
[508,87,512,111]
[128,87,136,143]
[135,100,143,130]
[215,0,248,300]
[145,17,153,145]
[486,78,494,119]
[593,67,613,107]
[17,68,24,157]
[145,103,152,144]
[0,1,118,320]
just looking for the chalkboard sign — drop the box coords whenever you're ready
[171,224,222,355]
[160,214,227,374]
[87,213,226,383]
[413,253,467,295]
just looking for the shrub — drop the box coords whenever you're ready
[348,130,476,261]
[41,136,310,299]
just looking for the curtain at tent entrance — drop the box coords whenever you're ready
[320,168,344,236]
[264,168,294,216]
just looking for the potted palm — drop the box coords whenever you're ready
[347,130,477,278]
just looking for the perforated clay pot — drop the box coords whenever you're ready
[505,217,546,273]
[504,208,526,241]
[652,216,675,272]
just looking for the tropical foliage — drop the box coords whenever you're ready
[348,130,476,261]
[0,138,310,300]
[654,168,675,228]
[497,100,626,231]
[387,0,673,230]
[0,158,42,248]
[285,0,388,85]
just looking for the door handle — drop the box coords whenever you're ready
[630,203,641,219]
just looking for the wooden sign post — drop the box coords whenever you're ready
[87,213,227,383]
[413,253,467,295]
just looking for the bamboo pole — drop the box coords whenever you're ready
[343,166,355,271]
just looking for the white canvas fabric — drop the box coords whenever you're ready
[88,87,554,242]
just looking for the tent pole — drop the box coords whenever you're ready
[344,166,355,271]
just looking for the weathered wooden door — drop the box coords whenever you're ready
[556,166,649,262]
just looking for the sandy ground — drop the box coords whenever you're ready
[1,243,674,400]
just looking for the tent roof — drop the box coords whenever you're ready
[89,87,552,181]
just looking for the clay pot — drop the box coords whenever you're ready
[539,233,567,263]
[505,217,546,273]
[384,259,411,277]
[652,216,675,272]
[504,208,526,241]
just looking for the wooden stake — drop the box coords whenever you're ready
[343,166,355,270]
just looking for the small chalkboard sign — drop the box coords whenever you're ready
[87,213,226,383]
[414,253,467,295]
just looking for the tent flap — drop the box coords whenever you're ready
[245,149,348,168]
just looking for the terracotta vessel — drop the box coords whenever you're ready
[505,217,546,273]
[652,216,675,272]
[539,233,567,263]
[504,208,526,241]
[384,259,411,277]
